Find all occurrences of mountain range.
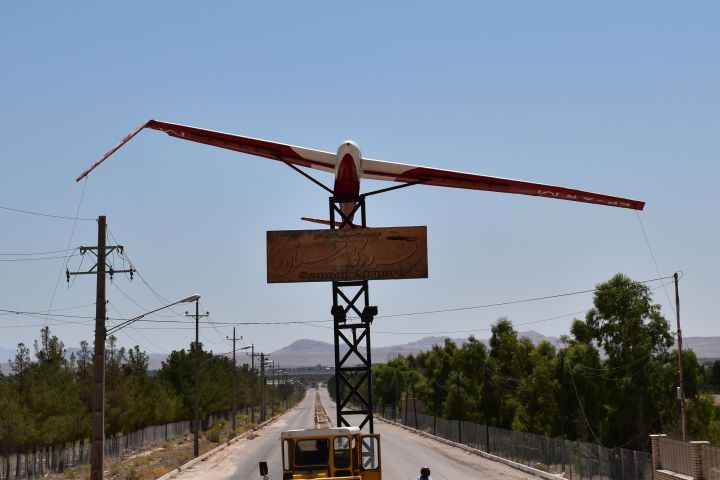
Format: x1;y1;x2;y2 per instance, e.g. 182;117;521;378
3;332;720;371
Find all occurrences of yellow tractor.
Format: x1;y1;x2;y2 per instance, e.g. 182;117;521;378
259;426;381;479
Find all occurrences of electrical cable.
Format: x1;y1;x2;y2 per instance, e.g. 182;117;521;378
0;204;95;221
372;274;672;320
107;302;170;354
44;178;89;327
636;213;676;316
106;230;186;319
566;359;607;448
0;248;77;256
0;253;81;262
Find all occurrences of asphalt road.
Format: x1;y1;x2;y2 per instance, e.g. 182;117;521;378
172;387;539;479
316;387;538;480
172;390;317;480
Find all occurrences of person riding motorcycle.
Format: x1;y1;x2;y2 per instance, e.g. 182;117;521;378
417;465;432;480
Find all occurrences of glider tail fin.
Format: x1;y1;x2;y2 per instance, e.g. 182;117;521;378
300;217;363;228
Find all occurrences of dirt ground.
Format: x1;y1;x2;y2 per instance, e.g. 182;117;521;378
47;416;256;480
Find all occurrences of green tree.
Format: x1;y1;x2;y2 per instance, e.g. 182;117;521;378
513;341;559;435
586;273;673;450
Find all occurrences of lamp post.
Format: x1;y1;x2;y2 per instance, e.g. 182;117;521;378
97;294;199;479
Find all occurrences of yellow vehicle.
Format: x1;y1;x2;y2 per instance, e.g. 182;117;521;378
261;426;381;480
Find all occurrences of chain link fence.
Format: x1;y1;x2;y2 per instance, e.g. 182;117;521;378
377;407;652;480
0;411;231;479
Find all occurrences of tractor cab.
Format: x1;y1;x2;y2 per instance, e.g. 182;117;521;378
263;426;381;480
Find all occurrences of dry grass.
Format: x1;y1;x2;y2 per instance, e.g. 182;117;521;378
48;415;255;480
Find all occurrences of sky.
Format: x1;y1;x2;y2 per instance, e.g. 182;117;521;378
1;2;718;362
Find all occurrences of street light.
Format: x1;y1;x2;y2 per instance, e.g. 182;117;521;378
91;294;199;480
106;294;200;336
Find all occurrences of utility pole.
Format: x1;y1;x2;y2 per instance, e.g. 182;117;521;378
230;328;238;431
66;216;133;480
284;371;288;410
248;344;256;423
260;353;266;422
186;301;208;458
675;272;688;441
484;363;490;453
404;381;409;425
412;381;418;429
273;362;278;417
456;371;462;444
260;352;270;422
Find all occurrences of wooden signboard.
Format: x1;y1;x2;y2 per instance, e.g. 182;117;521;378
267;226;428;283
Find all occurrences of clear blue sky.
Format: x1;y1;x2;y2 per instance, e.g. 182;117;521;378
1;2;718;360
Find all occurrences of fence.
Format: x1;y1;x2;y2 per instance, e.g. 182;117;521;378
658;436;692;476
377;407;652;480
0;411;232;480
701;443;720;480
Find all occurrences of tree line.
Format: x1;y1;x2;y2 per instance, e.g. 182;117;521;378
332;273;718;451
0;330;283;457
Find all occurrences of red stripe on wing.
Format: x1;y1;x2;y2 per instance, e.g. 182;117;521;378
362;163;644;211
76;120;336;182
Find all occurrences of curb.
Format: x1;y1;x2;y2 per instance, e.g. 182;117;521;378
155;409;294;480
375;416;564;480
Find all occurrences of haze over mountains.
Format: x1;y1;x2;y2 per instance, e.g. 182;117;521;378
4;332;720;371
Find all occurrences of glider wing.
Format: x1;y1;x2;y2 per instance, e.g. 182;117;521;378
362;157;645;210
76;120;337;182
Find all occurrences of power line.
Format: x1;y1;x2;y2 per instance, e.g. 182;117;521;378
45;178;89;328
0;253;81;262
106;229;186;319
566;359;607;448
373;274;673;320
0;277;677;332
636;212;676;316
0;204;95;221
107;302;169;354
0;248;77;256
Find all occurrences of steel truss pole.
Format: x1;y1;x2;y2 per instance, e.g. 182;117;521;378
329;195;377;433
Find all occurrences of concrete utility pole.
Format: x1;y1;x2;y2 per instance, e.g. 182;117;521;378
675;272;688;441
456;371;462;444
231;328;237;431
194;299;200;457
245;343;259;423
186;300;208;458
66;216;133;480
247;344;256;423
260;353;266;422
272;362;278;417
91;216;107;480
284;371;288;410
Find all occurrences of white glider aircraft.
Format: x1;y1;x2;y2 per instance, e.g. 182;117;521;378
76;120;645;220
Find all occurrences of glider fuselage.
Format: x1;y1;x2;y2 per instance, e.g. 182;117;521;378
333;141;363;220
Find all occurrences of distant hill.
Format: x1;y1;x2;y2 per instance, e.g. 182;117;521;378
269;330;563;367
3;333;719;372
683;337;720;360
0;348;166;374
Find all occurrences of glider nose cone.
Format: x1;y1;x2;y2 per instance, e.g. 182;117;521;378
337;140;361;160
